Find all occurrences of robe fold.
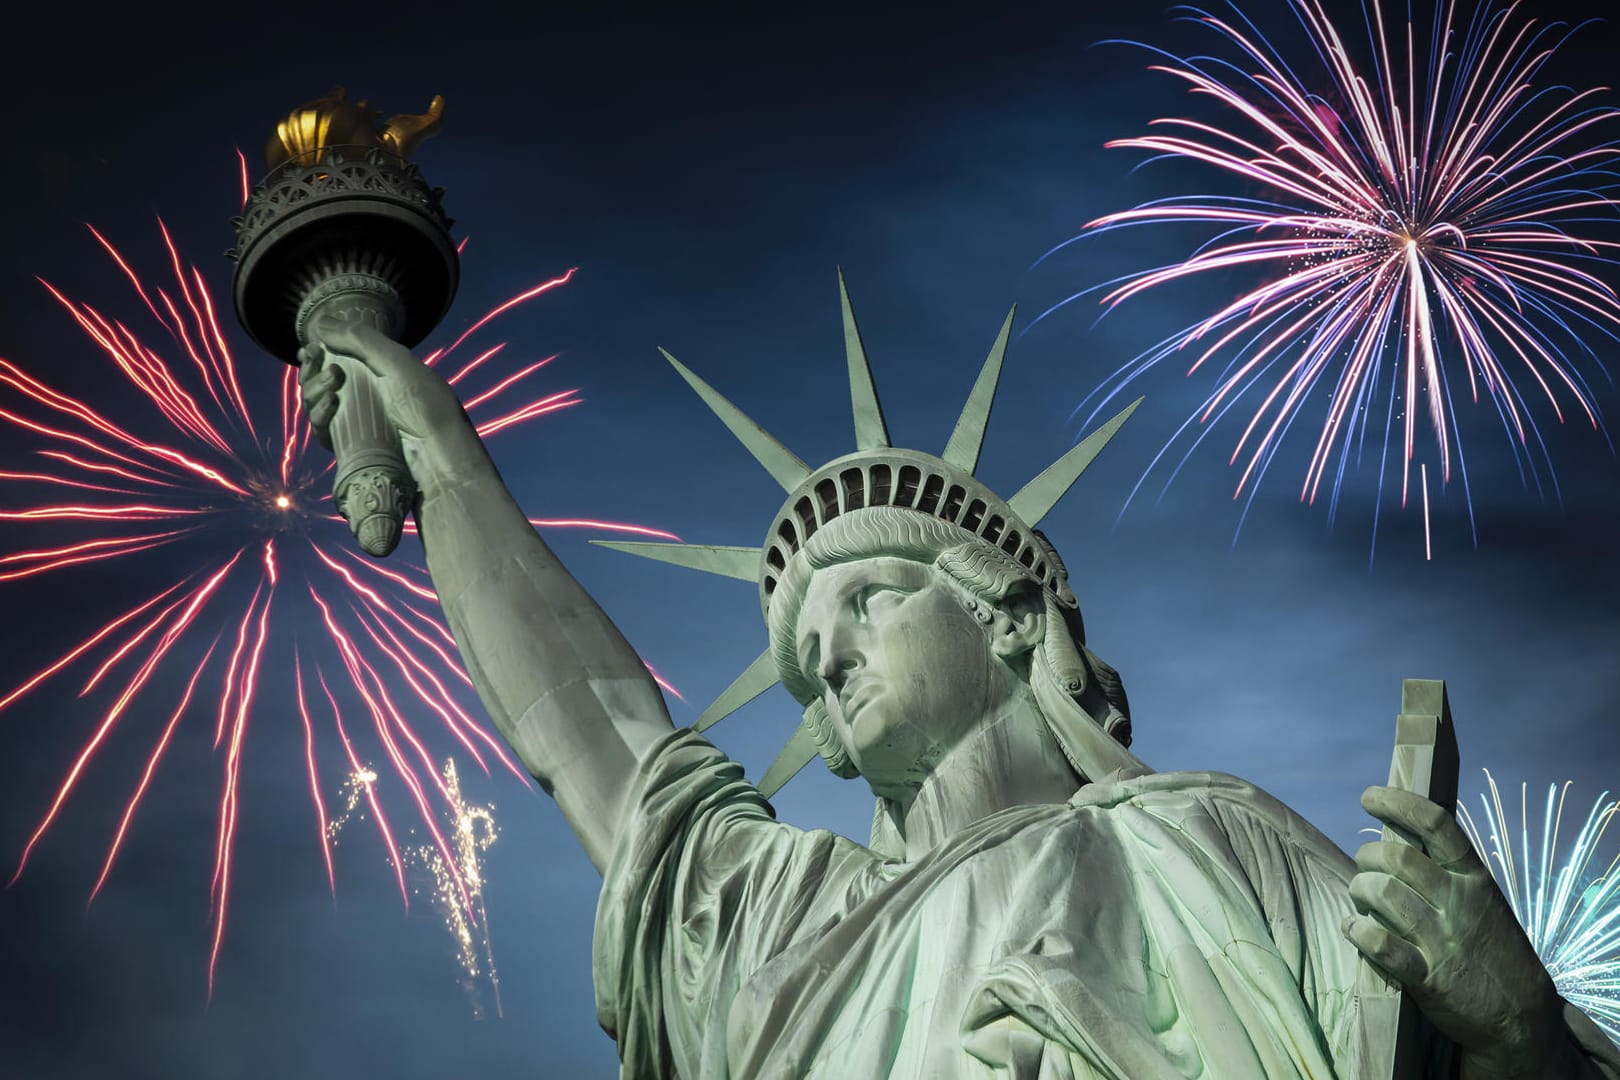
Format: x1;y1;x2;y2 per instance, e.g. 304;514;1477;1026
594;730;1620;1079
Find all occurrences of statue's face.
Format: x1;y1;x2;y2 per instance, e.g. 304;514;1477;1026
794;556;1019;798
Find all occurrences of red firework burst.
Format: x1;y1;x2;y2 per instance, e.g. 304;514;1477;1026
0;214;680;995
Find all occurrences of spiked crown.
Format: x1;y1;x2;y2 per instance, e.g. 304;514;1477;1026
596;271;1140;796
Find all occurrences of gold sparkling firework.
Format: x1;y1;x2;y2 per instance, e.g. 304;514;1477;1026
403;759;502;1019
326;765;380;845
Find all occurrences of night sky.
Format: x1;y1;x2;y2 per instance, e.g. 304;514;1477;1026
3;1;1619;1077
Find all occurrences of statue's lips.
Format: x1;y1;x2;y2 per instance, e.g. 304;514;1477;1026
841;682;880;721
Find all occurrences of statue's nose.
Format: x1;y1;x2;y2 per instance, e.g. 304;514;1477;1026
819;639;860;691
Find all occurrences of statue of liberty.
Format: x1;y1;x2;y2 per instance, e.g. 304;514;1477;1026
297;278;1619;1079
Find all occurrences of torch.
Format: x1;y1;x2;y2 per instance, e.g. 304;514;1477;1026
228;87;459;557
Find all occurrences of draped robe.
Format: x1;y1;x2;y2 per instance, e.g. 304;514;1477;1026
593;730;1620;1078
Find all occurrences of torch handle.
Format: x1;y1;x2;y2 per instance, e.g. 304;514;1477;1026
328;370;413;558
300;284;416;558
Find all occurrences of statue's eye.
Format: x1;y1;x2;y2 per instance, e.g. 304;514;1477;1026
855;585;909;621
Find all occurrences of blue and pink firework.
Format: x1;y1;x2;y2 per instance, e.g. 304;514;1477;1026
1049;0;1620;555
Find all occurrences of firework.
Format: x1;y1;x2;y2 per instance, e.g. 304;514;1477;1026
324;757;501;1017
1459;770;1620;1045
404;759;503;1020
1045;0;1620;555
0;217;680;995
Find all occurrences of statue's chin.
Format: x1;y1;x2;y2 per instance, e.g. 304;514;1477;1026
862;774;921;805
846;709;902;772
849;727;935;801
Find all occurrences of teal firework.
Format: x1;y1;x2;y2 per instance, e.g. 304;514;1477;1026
1459;770;1620;1046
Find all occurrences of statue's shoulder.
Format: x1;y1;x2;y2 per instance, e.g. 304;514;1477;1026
1069;767;1273;812
1069;769;1354;876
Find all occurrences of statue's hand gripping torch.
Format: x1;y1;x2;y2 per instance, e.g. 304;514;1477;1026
228;87;458;557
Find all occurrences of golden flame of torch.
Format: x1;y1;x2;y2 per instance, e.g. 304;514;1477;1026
265;86;445;169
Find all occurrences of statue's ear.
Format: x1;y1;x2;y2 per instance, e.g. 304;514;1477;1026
988;581;1045;661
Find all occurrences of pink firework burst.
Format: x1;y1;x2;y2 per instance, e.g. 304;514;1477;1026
1043;0;1620;557
0;215;681;995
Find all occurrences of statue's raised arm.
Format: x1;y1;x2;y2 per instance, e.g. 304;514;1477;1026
298;315;673;872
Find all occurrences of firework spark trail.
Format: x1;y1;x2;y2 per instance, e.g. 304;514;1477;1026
1459;770;1620;1045
89;635;223;904
208;548;276;995
1042;0;1620;555
0;215;683;996
312;547;526;772
8;558;241;887
294;655;336;897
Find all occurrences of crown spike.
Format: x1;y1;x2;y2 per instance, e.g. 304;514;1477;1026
589;541;761;581
693;648;779;732
758;722;820;798
1006;397;1144;527
942;305;1016;474
660;348;812;491
838;268;891;451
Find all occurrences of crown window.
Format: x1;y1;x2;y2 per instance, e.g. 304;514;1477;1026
792;497;816;540
916;473;945;514
894;465;921;508
816;479;840;523
841;468;866;511
868;464;892;507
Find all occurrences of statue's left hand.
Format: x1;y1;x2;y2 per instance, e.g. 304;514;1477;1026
1346;785;1574;1079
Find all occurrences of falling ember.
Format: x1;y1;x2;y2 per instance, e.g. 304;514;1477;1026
1048;0;1620;557
1459;771;1620;1047
0;209;683;996
1421;464;1431;562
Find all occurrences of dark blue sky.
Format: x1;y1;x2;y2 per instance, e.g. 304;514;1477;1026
2;1;1618;1076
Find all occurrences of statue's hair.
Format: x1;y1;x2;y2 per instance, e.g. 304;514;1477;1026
766;506;1132;780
